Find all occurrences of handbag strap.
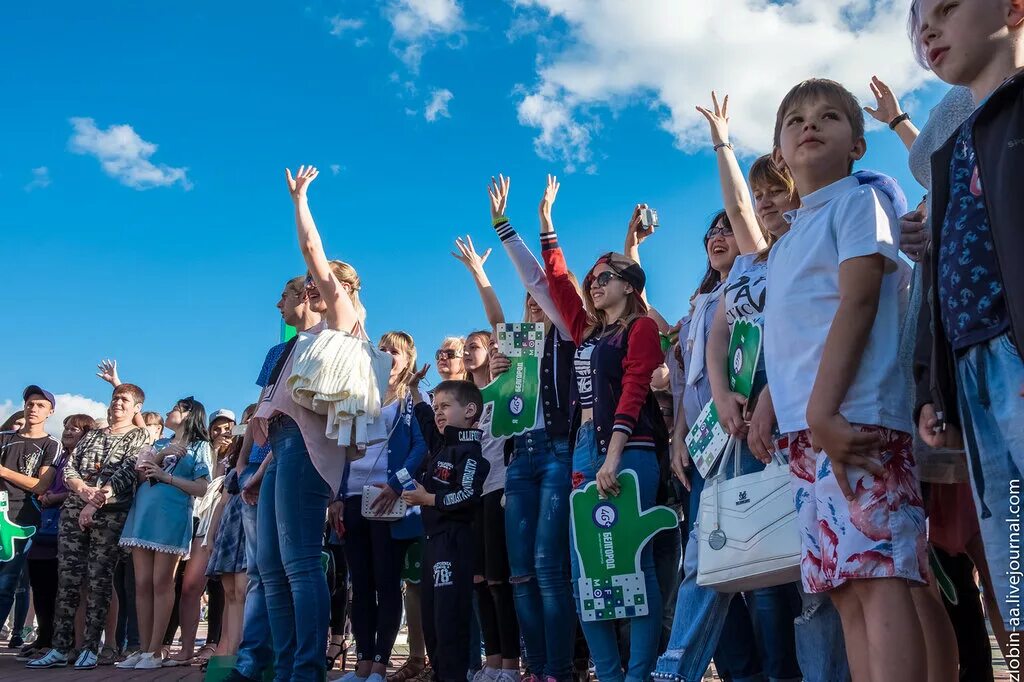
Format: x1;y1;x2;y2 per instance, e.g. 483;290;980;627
356;398;405;493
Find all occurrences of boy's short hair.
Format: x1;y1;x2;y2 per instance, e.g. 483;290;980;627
112;383;145;406
773;78;865;148
434;380;484;421
748;153;796;198
142;411;163;427
285;275;306;296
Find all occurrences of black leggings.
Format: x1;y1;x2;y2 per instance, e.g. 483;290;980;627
28;558;58;649
935;547;994;682
342;497;410;664
475;581;519;660
114;557;139;650
328;543;349;634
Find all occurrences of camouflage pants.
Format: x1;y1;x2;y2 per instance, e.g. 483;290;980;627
52;505;128;653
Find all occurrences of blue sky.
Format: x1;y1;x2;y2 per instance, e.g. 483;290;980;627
0;0;949;428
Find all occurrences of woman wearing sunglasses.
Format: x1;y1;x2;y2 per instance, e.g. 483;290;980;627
540;185;667;682
248;165;379;681
116;398;211;670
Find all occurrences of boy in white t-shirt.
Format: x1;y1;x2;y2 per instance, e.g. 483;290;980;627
764;79;928;682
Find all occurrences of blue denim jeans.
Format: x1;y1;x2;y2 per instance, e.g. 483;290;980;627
261;420;332;682
504;429;574;681
955;331;1024;632
570;422;662;682
655;444;806;682
0;538;31;629
793;588;850;682
235;462;274;680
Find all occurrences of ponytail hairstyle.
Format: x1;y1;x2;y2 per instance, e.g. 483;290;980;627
697;210;731;295
329;260;366;323
379;331;418;402
176;397;211;447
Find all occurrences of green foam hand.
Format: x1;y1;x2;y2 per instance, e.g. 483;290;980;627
727;319;763;399
570;470;677;621
0;493;35;563
480;323;544;439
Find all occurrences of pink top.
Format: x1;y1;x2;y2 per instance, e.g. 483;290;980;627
251;321;351;497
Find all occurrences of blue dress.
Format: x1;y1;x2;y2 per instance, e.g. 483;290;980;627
119;439;212;557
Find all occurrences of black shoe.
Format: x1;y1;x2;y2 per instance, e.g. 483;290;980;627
221;670;260;682
9;635;24;649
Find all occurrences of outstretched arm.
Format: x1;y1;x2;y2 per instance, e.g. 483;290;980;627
540;175;591;344
865;76;919;152
696;92;765;255
97;359;148;430
452;234;505;330
285;166;359;332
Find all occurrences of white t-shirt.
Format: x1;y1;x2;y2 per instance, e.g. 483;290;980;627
345;400;400;497
722;253;768;332
765;176;912;435
478;403;509;496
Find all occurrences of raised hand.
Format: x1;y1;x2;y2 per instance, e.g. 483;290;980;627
451;235;492;274
695;91;730;147
96;359;121;387
864;76;904;125
488;174;511;222
285;165;319;202
538;174;559;231
408;364;431;391
626;203;655;247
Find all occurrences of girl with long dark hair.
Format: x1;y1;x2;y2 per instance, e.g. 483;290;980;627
117;397;211;670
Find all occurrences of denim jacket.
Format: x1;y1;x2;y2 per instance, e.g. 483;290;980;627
340;394;428;540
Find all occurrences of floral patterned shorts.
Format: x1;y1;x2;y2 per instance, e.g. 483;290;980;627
783;426;928;593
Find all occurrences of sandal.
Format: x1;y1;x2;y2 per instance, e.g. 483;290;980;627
388;656;426;682
326;639;350;671
97;645;118;666
194;643;217;663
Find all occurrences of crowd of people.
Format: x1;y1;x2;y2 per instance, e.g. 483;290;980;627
1;1;1022;681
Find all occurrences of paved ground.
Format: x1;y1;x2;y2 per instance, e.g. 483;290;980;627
0;627;1014;681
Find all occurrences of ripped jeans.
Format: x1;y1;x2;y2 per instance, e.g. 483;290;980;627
504;429;574;681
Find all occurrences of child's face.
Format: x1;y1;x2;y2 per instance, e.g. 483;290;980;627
777;95;864;188
432;390;476;431
752;183;799;237
463;336;489;372
917;0;1020;87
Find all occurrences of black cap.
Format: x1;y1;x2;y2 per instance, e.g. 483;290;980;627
23;385;55;408
592;252;646;294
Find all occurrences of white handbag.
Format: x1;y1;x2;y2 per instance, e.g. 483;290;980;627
696;437;802;593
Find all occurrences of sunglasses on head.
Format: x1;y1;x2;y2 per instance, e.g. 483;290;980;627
436;349;459;360
592;270;623;288
304;274;316;289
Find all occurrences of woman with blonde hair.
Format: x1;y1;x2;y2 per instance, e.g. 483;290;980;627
247;165;386;681
329;331;428;682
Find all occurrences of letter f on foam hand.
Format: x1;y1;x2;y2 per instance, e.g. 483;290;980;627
570;470;676;621
0;494;34;562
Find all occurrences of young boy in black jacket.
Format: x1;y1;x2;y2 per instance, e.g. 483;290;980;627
403;380;489;682
912;0;1024;637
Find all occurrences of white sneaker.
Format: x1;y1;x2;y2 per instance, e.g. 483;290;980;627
339;673;368;682
75;649;98;670
495;671;521;682
26;649;69;669
134;653;164;670
115;651;147;669
472;668;499;682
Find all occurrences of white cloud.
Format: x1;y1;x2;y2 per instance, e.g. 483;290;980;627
384;0;466;72
329;15;364;36
424;88;453;122
68;117;192;190
514;0;935;169
0;393;109;438
24;166;51;191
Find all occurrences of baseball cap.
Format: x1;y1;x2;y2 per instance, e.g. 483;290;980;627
23;385;55;408
209;409;237;426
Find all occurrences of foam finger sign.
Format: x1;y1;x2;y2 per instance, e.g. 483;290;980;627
570;470;676;621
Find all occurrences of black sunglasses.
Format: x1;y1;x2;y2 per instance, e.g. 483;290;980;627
436;349;459;360
592;270;623;288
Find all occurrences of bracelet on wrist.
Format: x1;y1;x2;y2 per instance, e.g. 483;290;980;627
888;112;911;130
713;141;734;152
492;215;509;227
